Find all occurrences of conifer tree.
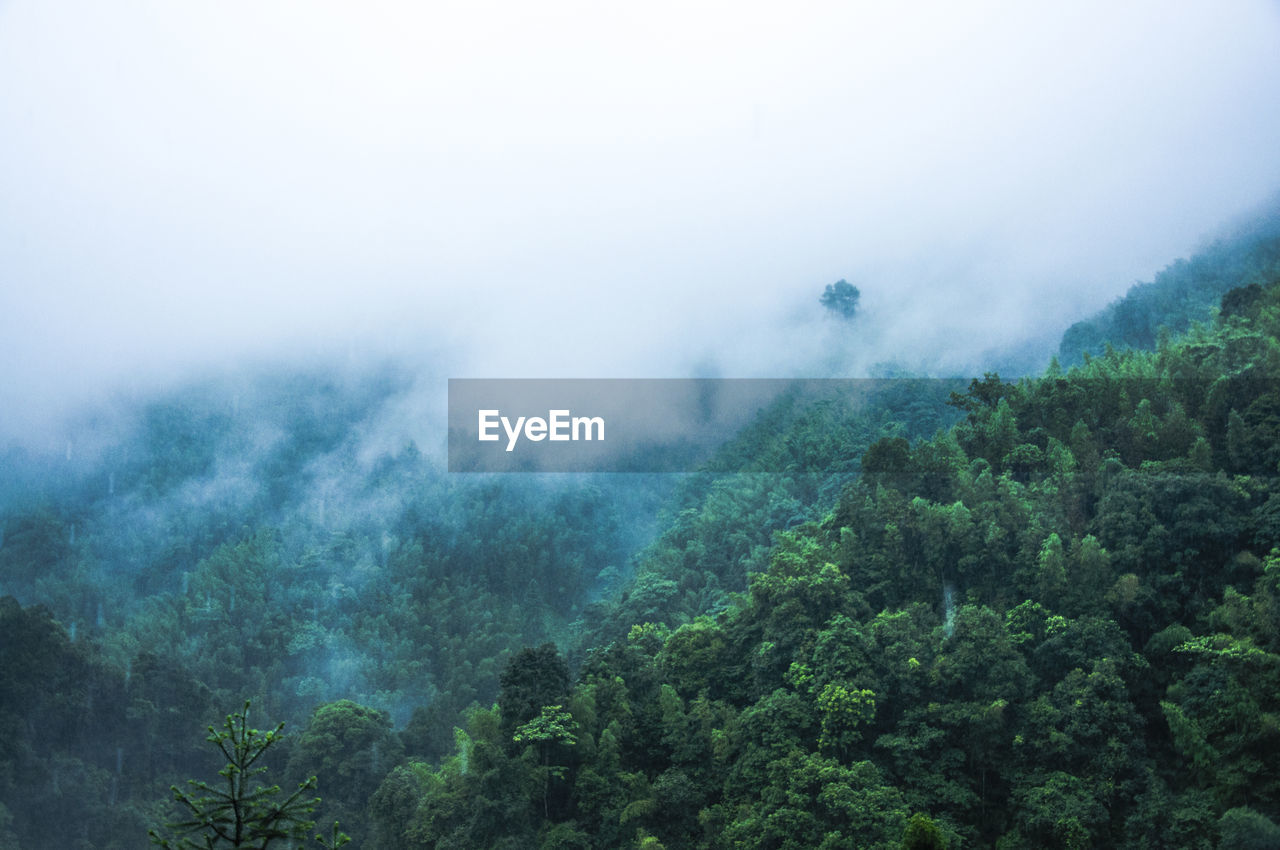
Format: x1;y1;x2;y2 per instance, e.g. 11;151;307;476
150;701;347;849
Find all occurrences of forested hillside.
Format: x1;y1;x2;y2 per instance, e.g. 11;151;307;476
1058;208;1280;365
4;219;1280;848
379;238;1280;848
0;369;668;847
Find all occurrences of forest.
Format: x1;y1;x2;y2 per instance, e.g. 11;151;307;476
4;213;1280;849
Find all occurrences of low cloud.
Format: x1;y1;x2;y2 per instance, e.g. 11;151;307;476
2;1;1279;443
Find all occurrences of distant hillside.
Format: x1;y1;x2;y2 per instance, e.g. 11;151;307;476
1059;203;1280;364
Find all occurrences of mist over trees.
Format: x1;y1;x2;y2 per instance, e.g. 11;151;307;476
3;212;1280;846
1058;209;1280;364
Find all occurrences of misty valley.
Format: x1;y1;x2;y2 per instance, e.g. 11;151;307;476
4;215;1280;850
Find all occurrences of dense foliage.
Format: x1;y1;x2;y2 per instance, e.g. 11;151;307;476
4;216;1280;847
378;267;1280;846
0;370;664;847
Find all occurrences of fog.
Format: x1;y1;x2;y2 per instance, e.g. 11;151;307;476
3;0;1280;442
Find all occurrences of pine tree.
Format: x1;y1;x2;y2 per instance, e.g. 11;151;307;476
149;701;348;849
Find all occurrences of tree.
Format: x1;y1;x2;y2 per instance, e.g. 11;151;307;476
724;750;907;848
287;700;402;848
367;763;431;850
513;704;579;820
1218;807;1280;849
1035;533;1067;604
821;279;861;319
499;644;571;741
816;683;876;760
902;813;948;849
149;701;347;850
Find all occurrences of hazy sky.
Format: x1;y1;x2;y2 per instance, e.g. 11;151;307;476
3;1;1280;440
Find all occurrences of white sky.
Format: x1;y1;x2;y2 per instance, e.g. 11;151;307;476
3;1;1280;438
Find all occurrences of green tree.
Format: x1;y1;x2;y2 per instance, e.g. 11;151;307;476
367;763;431;850
514;704;579;820
816;683;876;760
1218;807;1280;849
821;279;861;319
1035;533;1067;604
149;701;346;849
902;813;948;849
287;700;403;848
1008;771;1107;849
499;644;571;741
724;750;907;849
